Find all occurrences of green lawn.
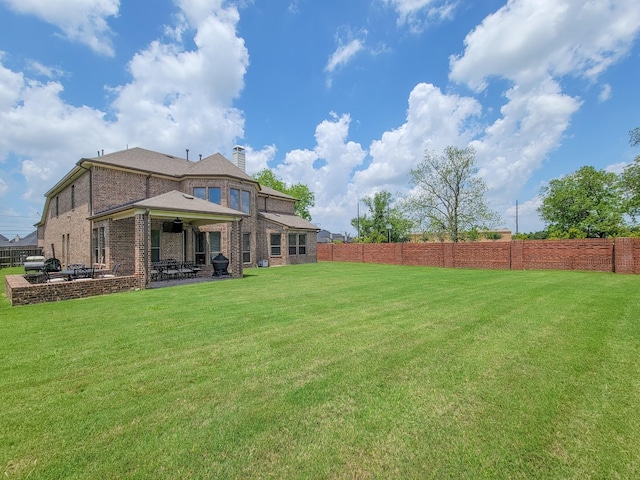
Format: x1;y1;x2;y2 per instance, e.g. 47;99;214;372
1;263;639;479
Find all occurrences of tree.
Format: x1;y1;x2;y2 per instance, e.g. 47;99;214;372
620;128;640;219
351;191;412;243
538;166;625;238
253;169;315;221
403;146;500;242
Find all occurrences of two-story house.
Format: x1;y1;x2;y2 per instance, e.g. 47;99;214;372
36;147;319;286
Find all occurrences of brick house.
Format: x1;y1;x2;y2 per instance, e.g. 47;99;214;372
36;147;319;285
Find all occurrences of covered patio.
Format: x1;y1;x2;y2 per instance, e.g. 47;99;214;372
91;190;248;287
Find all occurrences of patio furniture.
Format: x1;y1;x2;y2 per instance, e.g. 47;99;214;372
162;260;179;280
99;262;120;278
178;262;196;278
73;267;95;281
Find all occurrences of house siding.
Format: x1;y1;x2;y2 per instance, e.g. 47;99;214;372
41;171;92;267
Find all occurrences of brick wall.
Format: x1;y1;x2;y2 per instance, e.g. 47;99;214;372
5;274;143;306
318;238;640;274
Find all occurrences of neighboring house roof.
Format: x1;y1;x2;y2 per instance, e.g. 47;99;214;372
259;212;319;230
90;190;248;226
0;231;38;247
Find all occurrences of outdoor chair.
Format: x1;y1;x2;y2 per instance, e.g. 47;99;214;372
178;262;195;278
99;262;120;278
162;260;179;280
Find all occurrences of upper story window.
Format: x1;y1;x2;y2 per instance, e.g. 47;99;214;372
194;187;206;199
194;186;221;204
241;190;250;214
230;188;239;211
209;187;221;204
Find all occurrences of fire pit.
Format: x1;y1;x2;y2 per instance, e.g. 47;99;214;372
212;253;229;277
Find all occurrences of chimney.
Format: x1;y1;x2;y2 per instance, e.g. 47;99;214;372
232;145;246;171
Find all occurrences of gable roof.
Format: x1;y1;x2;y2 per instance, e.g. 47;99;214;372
259;212;319;231
81;147;256;183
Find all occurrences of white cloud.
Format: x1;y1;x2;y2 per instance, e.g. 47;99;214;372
606;161;627;174
356;83;481;189
0;0;120;56
450;0;640;90
324;28;368;87
472;78;582;195
265;113;367;232
108;1;248;154
0;1;249;205
244;144;277;175
325;39;364;74
383;0;457;32
598;83;612;102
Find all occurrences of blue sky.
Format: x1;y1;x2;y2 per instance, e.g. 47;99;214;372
1;0;639;238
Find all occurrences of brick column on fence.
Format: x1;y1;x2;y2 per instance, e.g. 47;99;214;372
614;237;640;274
444;242;454;269
511;240;524;270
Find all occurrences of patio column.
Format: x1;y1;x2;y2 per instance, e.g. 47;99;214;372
230;219;243;278
134;210;150;287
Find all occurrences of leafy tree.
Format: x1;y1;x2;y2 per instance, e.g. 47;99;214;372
620;128;640;219
253;169;315;221
403;146;500;242
538;166;625;238
351;191;412;243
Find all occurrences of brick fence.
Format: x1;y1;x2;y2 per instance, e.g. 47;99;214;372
318;238;640;274
5;274;143;306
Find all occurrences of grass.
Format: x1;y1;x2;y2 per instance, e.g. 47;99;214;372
1;262;640;479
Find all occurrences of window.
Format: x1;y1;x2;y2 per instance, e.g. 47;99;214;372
209;187;221;204
209;231;221;260
93;227;106;264
55;196;59;216
241;190;250;214
230;188;239;210
193;187;206;199
151;229;160;263
194;232;206;264
270;233;281;256
288;233;297;255
242;233;251;263
288;233;307;255
299;234;307;255
71;185;75;210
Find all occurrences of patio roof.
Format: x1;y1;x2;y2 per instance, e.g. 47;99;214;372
90;190;248;226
